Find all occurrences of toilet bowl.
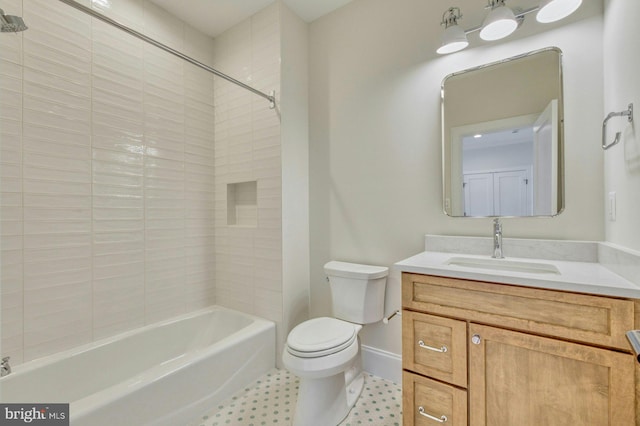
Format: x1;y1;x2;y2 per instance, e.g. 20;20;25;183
282;317;364;426
282;261;388;426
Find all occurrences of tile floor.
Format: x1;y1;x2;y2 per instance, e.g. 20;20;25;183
189;369;402;426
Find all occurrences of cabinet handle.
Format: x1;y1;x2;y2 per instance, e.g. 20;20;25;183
471;334;481;345
418;406;448;423
418;340;448;353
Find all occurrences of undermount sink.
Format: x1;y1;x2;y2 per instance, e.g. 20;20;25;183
444;256;561;275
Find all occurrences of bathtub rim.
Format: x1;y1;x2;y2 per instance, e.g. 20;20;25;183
1;305;274;382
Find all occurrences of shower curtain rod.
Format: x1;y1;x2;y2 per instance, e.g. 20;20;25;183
57;0;276;109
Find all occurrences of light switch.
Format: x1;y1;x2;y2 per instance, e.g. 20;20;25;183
608;191;616;222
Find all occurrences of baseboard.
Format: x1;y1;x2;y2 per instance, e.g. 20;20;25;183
361;344;402;385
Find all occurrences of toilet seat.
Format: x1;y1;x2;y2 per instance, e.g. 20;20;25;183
286;317;358;358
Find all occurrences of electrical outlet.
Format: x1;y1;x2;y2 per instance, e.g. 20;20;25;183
608;191;617;222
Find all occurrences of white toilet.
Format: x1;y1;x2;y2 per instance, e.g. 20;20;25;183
282;261;388;426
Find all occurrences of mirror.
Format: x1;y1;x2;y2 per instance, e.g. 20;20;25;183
442;47;564;217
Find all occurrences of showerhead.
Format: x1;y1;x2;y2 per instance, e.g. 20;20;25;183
0;8;27;33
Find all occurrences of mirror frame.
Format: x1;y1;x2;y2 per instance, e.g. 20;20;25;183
441;47;565;218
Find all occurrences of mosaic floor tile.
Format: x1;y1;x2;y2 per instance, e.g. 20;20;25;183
189;369;402;426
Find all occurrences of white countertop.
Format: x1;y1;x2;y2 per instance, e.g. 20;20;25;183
395;250;640;299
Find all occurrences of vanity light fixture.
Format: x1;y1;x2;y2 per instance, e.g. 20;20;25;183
436;7;469;55
536;0;583;23
437;0;582;54
479;0;519;41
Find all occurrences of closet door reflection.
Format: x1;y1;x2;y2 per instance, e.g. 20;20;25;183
463;170;529;217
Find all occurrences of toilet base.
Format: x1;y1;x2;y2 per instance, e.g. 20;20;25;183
292;367;364;426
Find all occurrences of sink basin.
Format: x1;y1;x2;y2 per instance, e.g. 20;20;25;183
444;256;560;275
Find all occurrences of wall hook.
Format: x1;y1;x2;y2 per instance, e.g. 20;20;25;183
602;103;633;150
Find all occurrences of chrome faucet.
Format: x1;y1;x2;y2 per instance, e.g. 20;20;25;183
492;218;504;259
1;356;10;377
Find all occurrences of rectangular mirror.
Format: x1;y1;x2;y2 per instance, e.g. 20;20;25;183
442;47;564;217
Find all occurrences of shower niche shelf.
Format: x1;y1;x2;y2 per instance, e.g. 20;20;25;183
227;181;258;227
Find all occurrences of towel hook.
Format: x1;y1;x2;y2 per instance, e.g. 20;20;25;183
602;103;633;150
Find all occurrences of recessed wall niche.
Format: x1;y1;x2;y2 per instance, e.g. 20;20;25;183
227;181;258;227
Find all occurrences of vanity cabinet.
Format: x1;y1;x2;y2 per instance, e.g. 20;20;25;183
402;272;637;426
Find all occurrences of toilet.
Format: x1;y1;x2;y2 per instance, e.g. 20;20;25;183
282;261;388;426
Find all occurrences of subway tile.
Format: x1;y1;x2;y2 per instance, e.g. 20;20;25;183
23;106;91;135
24;193;91;209
23;207;91;222
93;101;144;127
23;158;89;186
93;232;145;256
24;233;91;250
23;122;89;147
23;64;90;98
23;136;91;159
24;246;89;263
94;259;144;281
23;179;91;196
183;25;215;67
92;171;143;188
1;265;22;292
142;0;184;51
91;0;145;32
25;0;92;41
92;148;144;167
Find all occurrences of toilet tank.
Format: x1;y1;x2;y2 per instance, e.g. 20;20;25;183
324;261;388;324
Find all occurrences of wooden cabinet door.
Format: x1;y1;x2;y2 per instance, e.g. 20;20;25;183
468;323;635;426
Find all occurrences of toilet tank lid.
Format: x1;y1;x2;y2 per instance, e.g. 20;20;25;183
324;261;389;279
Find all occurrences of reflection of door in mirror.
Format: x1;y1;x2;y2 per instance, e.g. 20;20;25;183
533;100;559;216
463;169;530;216
452;113;536;216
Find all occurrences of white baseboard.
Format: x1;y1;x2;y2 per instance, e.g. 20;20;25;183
361;344;402;385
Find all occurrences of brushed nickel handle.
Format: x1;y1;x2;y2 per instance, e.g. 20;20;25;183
418;340;448;353
418;406;448;423
472;334;481;345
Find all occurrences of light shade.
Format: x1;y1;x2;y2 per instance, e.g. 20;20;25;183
536;0;582;23
479;4;518;41
437;24;469;55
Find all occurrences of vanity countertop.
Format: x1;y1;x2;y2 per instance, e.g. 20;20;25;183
396;250;640;299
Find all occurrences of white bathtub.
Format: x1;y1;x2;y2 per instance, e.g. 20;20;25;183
0;306;276;426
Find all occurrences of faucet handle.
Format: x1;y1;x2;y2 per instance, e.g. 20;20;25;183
2;356;9;363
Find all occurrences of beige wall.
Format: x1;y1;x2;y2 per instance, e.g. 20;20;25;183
309;0;604;361
603;0;640;252
280;3;310;352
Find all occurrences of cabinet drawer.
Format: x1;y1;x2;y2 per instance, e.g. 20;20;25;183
402;310;467;387
403;371;467;426
402;273;634;350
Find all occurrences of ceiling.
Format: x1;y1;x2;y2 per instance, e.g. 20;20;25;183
149;0;355;38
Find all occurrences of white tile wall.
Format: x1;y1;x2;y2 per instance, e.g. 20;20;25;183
0;0;217;364
22;0;93;361
0;0;25;364
212;2;283;345
91;15;145;339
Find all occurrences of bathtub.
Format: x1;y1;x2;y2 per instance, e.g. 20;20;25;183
0;306;276;426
